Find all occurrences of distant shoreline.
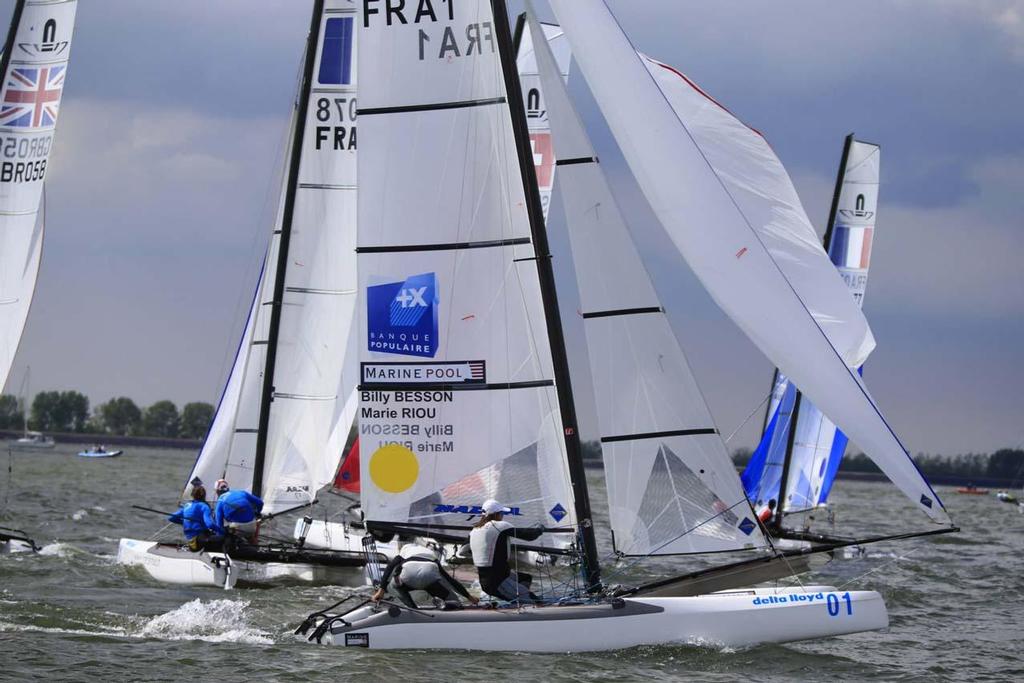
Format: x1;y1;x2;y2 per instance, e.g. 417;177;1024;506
0;429;201;451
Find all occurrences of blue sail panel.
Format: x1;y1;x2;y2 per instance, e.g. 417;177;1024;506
742;381;796;507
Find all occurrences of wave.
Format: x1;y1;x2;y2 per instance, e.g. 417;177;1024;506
136;599;273;645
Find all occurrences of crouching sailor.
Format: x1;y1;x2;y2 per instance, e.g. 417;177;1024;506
213;479;263;544
372;542;478;609
168;484;224;552
470;499;545;605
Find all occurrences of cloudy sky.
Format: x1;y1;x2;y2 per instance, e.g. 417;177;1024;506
8;0;1023;455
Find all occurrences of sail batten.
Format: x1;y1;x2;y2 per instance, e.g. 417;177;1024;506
550;1;949;525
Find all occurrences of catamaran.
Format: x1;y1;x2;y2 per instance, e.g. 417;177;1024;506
117;0;383;588
743;136;888;547
0;0;77;554
296;0;955;651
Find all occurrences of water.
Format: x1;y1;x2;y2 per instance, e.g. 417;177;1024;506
0;445;1021;681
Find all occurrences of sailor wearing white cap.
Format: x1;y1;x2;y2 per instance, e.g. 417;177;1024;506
468;499;545;604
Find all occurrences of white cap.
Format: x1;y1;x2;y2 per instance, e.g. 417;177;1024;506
481;499;511;515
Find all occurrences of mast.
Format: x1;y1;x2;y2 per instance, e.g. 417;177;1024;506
492;0;601;590
0;1;25;94
251;0;324;498
773;134;853;529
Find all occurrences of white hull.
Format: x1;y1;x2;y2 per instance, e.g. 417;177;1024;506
311;586;887;652
293;519;399;556
117;538;370;589
10;440;55;450
0;538;35;554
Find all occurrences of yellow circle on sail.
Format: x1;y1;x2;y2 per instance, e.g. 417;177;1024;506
369;444;419;493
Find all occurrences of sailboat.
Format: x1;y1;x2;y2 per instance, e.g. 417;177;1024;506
117;0;380;588
294;1;957;651
742;136;888;546
10;367;55;450
0;0;77;554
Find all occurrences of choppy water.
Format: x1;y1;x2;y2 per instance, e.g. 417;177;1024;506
0;445;1021;681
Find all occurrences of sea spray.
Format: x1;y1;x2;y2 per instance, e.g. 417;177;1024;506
137;599;273;644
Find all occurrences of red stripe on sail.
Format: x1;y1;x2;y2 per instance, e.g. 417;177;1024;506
333;437;360;493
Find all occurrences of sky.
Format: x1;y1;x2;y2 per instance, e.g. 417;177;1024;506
7;0;1023;456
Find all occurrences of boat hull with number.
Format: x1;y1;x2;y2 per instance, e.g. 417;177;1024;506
305;586;887;652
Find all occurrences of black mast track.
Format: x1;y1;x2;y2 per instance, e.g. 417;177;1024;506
0;1;26;94
511;11;526;54
251;0;325;498
492;0;602;590
769;133;854;530
822;133;855;252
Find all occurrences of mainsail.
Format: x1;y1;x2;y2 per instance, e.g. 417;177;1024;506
550;0;949;524
745;138;882;514
523;13;764;556
185;0;359;513
0;0;77;393
357;1;593;568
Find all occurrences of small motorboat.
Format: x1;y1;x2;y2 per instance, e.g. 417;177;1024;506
11;431;55;450
956;485;989;495
77;445;123;458
995;491;1019;504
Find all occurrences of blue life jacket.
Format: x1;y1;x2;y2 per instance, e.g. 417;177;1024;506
214;490;264;529
167;500;220;540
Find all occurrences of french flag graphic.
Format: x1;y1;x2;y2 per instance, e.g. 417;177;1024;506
829;225;874;270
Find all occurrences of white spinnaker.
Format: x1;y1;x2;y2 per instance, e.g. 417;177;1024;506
0;1;77;393
357;0;576;538
527;13;765;555
550;1;949;524
186;1;359;513
515;20;569;221
785;140;881;511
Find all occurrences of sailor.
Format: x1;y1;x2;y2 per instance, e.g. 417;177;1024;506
757;499;777;526
213;479;263;543
469;499;545;605
167;484;224;552
371;542;478;610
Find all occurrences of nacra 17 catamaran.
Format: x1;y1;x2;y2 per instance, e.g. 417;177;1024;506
0;0;77;554
296;0;955;652
117;0;389;588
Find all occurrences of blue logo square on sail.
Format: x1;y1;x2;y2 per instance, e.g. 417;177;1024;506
738;517;756;536
367;272;439;358
549;503;567;523
319;17;354;86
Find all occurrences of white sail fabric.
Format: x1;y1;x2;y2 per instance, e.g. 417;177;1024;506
357;1;576;538
186;1;359;513
526;12;765;555
0;0;77;393
551;1;949;524
785;140;881;511
515;20;570;221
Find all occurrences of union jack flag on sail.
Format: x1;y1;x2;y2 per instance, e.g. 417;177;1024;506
1;66;65;128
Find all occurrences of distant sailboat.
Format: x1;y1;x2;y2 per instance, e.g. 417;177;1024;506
11;367;55;449
117;0;378;588
742;136;896;543
0;0;77;553
295;1;956;651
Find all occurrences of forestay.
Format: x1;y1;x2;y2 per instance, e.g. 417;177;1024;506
525;12;764;556
186;0;359;513
551;1;949;524
357;0;576;541
0;0;77;393
746;139;882;513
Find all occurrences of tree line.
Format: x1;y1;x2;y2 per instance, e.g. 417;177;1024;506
0;392;215;439
731;447;1024;485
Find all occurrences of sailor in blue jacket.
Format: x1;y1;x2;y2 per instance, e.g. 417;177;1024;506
167;484;224;552
213;479;263;543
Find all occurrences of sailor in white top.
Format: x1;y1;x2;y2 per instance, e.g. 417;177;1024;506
372;542;477;609
469;499;545;604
